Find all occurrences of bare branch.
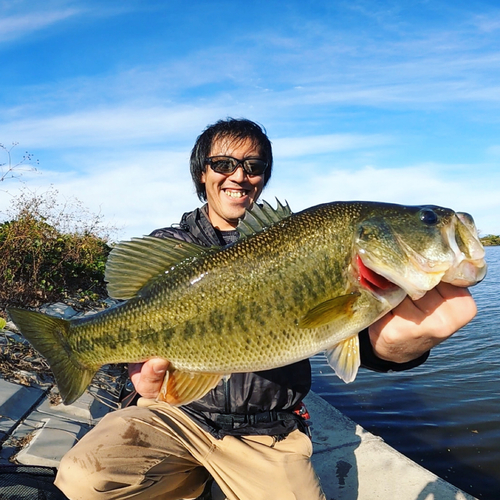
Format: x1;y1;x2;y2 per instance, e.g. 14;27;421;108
0;142;39;183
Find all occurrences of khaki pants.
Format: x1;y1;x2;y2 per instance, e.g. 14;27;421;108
55;399;326;500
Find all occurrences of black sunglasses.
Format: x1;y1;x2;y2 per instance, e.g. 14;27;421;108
205;156;268;176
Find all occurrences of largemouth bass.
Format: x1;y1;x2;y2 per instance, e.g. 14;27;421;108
8;200;487;406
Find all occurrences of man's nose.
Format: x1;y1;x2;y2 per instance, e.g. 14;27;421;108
228;164;248;181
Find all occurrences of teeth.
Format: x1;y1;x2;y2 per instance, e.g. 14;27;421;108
225;190;246;199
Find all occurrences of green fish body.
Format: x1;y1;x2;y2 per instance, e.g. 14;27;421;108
8;200;487;405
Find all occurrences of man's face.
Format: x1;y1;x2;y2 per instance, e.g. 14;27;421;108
201;137;266;230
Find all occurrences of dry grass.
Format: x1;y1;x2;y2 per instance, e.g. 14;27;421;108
0;332;54;387
0;328;128;408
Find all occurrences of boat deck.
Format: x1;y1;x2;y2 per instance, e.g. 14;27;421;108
0;361;477;499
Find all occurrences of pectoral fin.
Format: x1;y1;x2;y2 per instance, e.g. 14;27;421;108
298;293;360;329
326;335;361;384
157;366;225;406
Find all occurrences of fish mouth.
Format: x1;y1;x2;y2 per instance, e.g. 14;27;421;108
441;213;487;286
354;214;487;300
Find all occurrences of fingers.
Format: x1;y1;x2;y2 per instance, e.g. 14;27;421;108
433;282;477;326
411;283;476;333
368;284;477;363
129;358;170;399
412;282;472;311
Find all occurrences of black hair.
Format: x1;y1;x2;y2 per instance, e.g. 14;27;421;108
190;118;273;201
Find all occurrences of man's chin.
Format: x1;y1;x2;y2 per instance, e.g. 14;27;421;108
222;200;252;217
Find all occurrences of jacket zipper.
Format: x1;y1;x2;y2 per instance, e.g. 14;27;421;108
223;376;231;414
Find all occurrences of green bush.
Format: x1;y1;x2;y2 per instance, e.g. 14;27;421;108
0;187;113;312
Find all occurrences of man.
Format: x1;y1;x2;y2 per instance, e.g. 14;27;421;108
55;118;476;500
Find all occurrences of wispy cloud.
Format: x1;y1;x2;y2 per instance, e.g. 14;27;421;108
472;11;500;33
268;161;500;238
0;105;224;149
0;7;81;43
0;1;147;46
2;128;499;240
272;134;391;157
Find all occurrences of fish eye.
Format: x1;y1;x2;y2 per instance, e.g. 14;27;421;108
419;208;439;225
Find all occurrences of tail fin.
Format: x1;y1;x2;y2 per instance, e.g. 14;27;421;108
7;308;97;405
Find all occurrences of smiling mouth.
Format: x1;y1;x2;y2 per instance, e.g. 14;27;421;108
223;189;249;199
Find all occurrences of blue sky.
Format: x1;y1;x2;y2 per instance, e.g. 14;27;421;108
1;0;499;240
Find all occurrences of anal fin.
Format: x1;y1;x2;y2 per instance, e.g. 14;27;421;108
157;366;225;406
326;335;361;384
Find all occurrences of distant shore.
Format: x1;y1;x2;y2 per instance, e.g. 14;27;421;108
480;235;500;246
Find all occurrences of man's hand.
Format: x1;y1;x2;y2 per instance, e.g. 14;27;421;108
368;282;477;363
128;358;169;399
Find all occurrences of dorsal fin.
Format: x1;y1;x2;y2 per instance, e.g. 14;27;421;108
237;199;293;238
105;236;208;300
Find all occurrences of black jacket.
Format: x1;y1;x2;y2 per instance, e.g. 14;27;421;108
150;205;429;438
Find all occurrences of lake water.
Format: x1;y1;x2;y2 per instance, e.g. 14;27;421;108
311;245;500;500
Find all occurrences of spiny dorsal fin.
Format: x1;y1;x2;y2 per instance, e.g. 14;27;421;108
237;199;293;239
105;236;208;300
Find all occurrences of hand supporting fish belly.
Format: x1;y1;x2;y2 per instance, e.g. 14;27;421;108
8;200;487;405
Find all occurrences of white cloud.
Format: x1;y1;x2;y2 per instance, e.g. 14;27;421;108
272;134;391;158
0;8;81;43
267;162;500;238
0;105;227;149
472;12;500;33
2;137;499;246
486;145;500;156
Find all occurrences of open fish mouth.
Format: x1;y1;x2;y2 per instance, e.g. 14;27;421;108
354;254;409;312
